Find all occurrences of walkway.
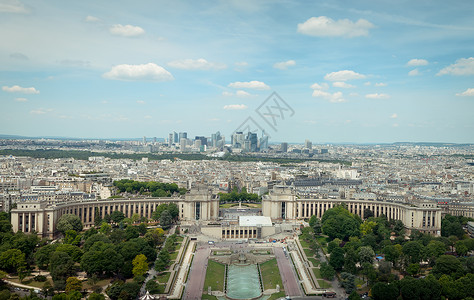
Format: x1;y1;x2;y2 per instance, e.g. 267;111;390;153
182;244;210;300
274;247;302;297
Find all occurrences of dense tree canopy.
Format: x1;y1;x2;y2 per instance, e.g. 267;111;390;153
321;205;362;240
56;214;83;235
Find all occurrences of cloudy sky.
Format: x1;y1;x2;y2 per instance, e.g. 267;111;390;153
1;0;474;143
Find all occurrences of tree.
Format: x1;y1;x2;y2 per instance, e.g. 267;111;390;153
383;245;401;267
309;215;322;234
159;210;173;229
145;280;162;294
371;282;399;300
88;293;105;300
322;206;361;240
320;262;335;280
56;244;83;262
0;249;25;273
132;254;148;277
168;203;179;220
433;255;462;278
341;272;356;294
360;221;377;236
111;211;125;224
402;241;424;265
99;222;111;235
358;246;375;265
65;277;82;293
50;252;75;287
56;214;83;235
455;240;468;256
426;240;447;264
94;209;102;227
407;263;420;276
152;204;168;221
363;208;374;219
35;244;57;269
329;247;345;271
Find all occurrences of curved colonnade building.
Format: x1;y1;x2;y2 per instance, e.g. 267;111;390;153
11;186;442;238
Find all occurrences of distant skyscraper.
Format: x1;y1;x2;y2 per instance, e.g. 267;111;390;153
143;136;146;144
281;142;288;152
305;139;312;149
245;132;258;152
232;131;244;148
173;132;178;144
153;137;157;143
179;132;187;141
168;133;173;146
259;130;269;151
180;138;187;151
195;136;207;146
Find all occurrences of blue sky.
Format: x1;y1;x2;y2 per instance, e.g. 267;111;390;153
1;0;473;143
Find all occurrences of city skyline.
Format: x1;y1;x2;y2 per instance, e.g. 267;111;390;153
1;0;474;143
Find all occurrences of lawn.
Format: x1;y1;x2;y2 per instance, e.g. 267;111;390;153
156;272;171;284
312;268;322;279
176;235;184;243
304;248;315;258
299;239;310;248
316;236;328;244
203;260;226;292
308;257;319;267
201;294;218;300
318;279;332;289
260;259;284;291
170;250;179;261
268;291;286;300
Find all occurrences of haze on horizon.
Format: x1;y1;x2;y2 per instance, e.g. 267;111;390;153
1;0;474;143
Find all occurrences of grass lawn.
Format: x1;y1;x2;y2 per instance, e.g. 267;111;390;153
316;236;328;244
156;272;171;284
268;291;286;300
318;280;331;289
170;251;179;261
308;257;319;267
176;235;184;243
312;268;322;279
304;248;315;258
201;294;218;300
9;277;49;289
299;239;310;248
203;260;226;292
260;259;284;291
83;278;112;290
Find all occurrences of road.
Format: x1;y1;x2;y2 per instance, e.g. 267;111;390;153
182;244;210;300
274;247;303;297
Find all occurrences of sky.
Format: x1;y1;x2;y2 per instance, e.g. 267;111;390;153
1;0;474;143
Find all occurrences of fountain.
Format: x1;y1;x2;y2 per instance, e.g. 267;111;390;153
226;263;262;300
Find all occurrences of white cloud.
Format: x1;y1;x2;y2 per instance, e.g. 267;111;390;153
273;60;296;70
103;63;174;81
235;62;248;67
364;82;371;86
167;58;226;70
407;59;429;66
228;81;270;90
297;16;374;38
437;57;474;76
310;82;329;90
408;69;420;76
392;123;399;127
85;15;100;22
30;108;51;115
365;93;390;99
390;113;398;119
222;90;253;97
375;82;387;87
110;24;145;37
332;81;355;88
324;70;366;81
2;85;39;94
223;104;248;110
144;115;152;119
312;90;346;103
15;97;27;102
0;0;29;13
236;90;251;97
456;88;474;97
136;100;145;104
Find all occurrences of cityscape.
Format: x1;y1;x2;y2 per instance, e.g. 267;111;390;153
1;1;474;300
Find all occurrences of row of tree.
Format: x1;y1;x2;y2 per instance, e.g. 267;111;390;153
218;187;260;203
113;180;186;197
